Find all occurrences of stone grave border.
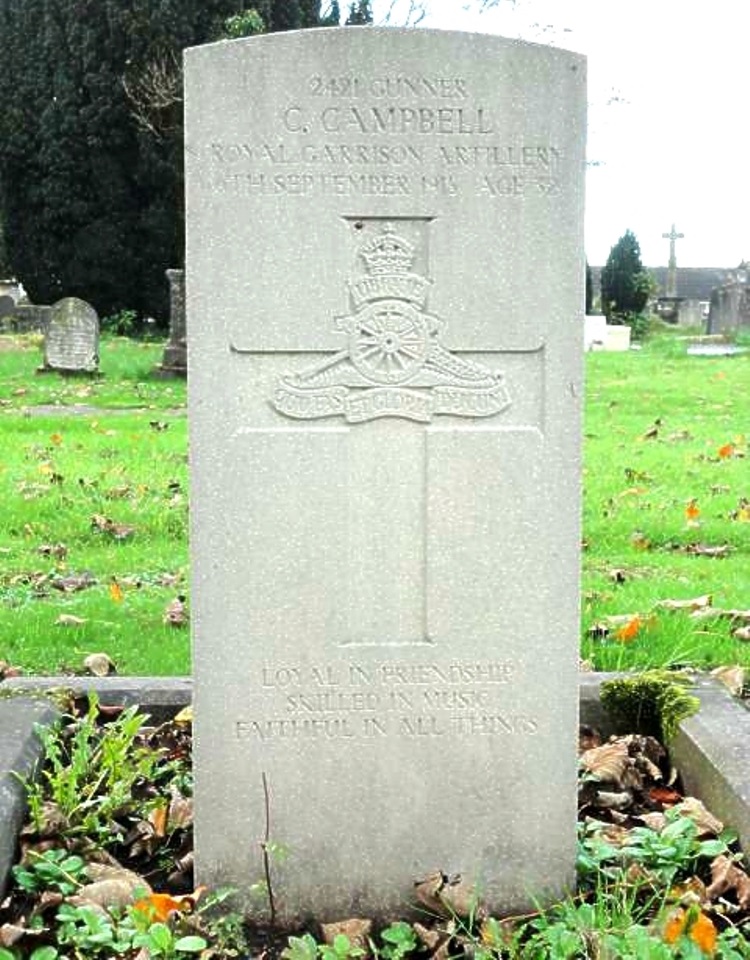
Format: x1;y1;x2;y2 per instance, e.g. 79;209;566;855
1;674;747;900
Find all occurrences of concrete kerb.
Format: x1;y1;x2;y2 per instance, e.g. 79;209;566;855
0;674;748;900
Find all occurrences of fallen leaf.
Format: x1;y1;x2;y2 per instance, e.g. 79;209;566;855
691;607;750;623
639;811;668;832
50;433;63;446
51;572;97;593
69;864;150;911
413;923;441;951
0;923;27;947
0;660;23;680
109;580;124;603
595;790;632;811
37;542;68;560
677;798;723;838
104;484;132;500
689;911;718;955
132;890;200;923
83;652;117;677
658;595;712;612
685;499;700;524
647;786;682;807
580;740;629;784
706;855;750;909
91;514;136;540
616;615;643;643
718;442;735;459
683;543;730;558
630;530;651;551
414;871;480;919
320;919;372;952
173;705;193;725
711;665;745;696
55;614;87;627
163;596;188;627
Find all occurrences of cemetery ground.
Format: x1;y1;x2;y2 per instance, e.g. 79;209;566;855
1;330;750;956
0;331;749;677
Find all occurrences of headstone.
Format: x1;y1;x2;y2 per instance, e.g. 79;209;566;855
187;28;585;921
584;314;607;350
41;297;99;373
0;295;14;319
12;303;53;335
155;269;187;377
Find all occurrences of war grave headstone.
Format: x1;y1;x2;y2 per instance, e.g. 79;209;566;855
186;28;586;921
155;268;187;377
40;297;99;373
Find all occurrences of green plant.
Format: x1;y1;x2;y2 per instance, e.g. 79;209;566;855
378;921;418;960
223;8;266;37
579;811;735;888
11;848;87;896
283;934;365;960
600;671;700;742
282;933;320;960
600;229;652;320
25;693;169;844
100;309;138;337
131;920;206;957
319;934;365;960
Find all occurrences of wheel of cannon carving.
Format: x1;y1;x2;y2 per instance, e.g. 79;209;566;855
349;300;429;385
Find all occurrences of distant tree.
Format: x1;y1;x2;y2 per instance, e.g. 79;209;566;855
321;0;341;24
600;229;651;323
345;1;373;24
0;0;332;323
585;261;593;314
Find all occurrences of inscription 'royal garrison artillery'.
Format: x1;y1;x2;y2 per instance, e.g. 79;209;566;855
272;222;511;423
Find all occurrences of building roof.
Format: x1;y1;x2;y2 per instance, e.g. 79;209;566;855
592;266;732;302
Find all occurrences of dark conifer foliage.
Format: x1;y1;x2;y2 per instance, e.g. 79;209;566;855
0;0;329;320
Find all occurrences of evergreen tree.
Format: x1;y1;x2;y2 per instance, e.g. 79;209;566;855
600;229;651;322
0;0;329;322
345;1;372;24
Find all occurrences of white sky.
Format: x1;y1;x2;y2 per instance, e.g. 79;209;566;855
372;0;750;268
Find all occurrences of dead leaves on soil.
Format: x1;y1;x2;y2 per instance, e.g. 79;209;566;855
1;705;197;955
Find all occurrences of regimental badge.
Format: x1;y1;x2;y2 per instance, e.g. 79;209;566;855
272;222;511;424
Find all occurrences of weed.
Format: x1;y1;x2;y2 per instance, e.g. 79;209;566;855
25;693;177;845
11;848;87;896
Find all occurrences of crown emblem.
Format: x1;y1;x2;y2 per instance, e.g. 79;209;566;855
348;223;430;310
359;223;415;276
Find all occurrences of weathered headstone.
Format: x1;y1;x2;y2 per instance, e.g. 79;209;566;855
0;295;14;320
41;297;99;373
155;269;187;377
187;28;586;921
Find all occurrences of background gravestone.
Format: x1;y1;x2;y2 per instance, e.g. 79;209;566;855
187;28;586;921
154;268;187;377
0;296;14;331
41;297;99;373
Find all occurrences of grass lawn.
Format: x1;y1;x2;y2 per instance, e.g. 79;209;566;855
0;330;748;676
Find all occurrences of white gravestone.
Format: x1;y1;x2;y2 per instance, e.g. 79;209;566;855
42;297;99;373
186;28;586;921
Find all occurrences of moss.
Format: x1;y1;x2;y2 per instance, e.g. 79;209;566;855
600;670;700;743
